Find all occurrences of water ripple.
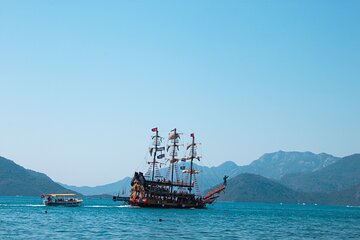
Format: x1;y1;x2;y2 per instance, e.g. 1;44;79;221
0;197;360;239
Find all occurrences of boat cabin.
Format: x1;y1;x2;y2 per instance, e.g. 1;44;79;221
42;194;82;207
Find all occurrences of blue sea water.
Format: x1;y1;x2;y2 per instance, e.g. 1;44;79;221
0;197;360;239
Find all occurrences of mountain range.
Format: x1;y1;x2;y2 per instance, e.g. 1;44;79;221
0;156;76;196
1;151;360;206
62;151;342;196
60;177;131;196
220;153;360;205
280;154;360;192
233;151;340;180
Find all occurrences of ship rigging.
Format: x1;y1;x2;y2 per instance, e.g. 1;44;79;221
113;128;226;208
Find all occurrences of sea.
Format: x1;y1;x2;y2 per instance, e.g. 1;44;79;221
0;196;359;239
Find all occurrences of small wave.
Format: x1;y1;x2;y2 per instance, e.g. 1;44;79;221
84;205;128;208
0;204;45;207
344;205;360;208
84;205;136;208
84;205;114;208
117;205;137;208
25;204;45;207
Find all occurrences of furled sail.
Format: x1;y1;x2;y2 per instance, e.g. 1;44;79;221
157;154;165;159
168;129;180;140
182;169;200;174
157;146;165;151
149;146;166;156
166;158;180;163
182;156;202;161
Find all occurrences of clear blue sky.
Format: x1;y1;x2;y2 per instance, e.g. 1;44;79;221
0;1;359;186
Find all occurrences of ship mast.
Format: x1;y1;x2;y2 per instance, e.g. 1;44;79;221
166;128;180;193
148;127;164;181
183;132;201;194
189;133;195;193
151;128;159;181
171;128;177;189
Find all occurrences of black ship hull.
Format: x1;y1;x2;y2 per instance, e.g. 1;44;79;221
113;195;208;208
129;197;206;209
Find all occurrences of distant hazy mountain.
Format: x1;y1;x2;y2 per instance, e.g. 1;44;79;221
281;154;360;193
0;156;76;196
234;151;340;180
60;177;131;196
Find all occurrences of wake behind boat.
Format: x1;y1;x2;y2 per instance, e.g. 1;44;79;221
113;128;227;208
41;194;82;207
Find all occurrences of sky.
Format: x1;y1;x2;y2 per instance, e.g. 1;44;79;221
0;0;359;186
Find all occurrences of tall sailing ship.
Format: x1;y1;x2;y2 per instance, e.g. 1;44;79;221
113;128;227;208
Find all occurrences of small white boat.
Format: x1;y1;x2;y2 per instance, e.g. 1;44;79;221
41;194;82;207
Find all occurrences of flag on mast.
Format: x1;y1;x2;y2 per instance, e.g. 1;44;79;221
152;127;158;132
